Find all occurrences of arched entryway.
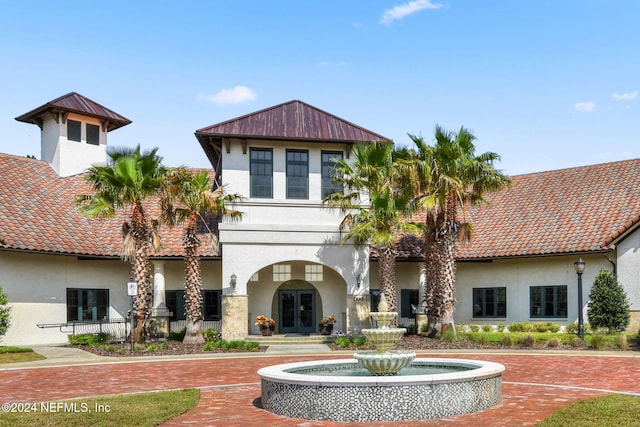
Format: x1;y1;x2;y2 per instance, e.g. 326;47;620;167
277;280;321;334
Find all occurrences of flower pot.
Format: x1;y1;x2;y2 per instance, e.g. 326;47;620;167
261;328;274;336
319;323;333;335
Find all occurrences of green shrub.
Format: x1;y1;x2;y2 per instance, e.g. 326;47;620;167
497;323;506;332
68;333;111;346
570;337;584;347
482;325;492;332
351;336;367;347
134;344;145;351
0;286;11;341
404;324;418;335
565;323;578;334
441;328;457;342
146;344;158;353
519;334;535;347
588;269;630;332
546;338;562;348
334;336;351;348
500;335;513;347
590;332;606;350
533;322;560;333
203;340;221;351
101;344;115;352
615;334;627;350
469;325;480;332
243;341;260;351
203;329;220;342
509;322;533;332
168;328;186;341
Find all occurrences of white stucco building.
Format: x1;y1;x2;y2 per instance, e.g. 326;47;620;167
1;93;639;345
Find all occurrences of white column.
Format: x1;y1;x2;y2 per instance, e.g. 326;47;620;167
152;260;167;310
416;264;427;333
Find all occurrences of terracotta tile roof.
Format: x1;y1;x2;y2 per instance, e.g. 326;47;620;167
394;159;640;260
2;152;639;261
454;158;640;259
15;92;131;132
0;153;217;259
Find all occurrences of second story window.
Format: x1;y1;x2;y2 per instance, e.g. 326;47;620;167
250;148;273;198
321;151;343;198
67;120;81;142
287;149;308;199
86;124;100;145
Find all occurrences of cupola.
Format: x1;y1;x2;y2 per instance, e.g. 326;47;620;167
15;92;131;177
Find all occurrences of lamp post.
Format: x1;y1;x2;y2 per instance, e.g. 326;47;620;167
574;257;586;339
126;278;138;352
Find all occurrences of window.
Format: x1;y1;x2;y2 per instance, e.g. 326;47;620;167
305;264;323;282
273;264;291;282
400;289;419;318
86;123;100;145
66;289;109;322
166;290;221;321
67;120;81;142
370;290;381;312
530;286;567;318
321;151;343;198
286;150;309;199
250;148;273;198
473;287;506;318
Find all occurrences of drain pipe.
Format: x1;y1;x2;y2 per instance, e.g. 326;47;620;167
604;250;617;276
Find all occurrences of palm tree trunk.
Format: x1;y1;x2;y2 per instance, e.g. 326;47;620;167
377;245;398;325
182;222;204;345
423;212;458;338
131;204;152;344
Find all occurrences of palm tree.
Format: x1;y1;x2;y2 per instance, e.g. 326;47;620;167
163;169;242;344
76;146;166;343
324;141;417;316
404;126;510;337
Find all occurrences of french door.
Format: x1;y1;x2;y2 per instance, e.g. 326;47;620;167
279;290;315;334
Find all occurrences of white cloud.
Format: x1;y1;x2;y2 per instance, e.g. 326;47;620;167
612;91;638;101
198;86;257;105
574;102;595;113
380;0;443;26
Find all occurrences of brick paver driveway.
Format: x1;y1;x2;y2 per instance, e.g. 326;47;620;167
1;351;639;426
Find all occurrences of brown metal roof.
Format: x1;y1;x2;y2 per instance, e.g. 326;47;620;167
15;92;131;131
196;100;391;168
196;100;390;142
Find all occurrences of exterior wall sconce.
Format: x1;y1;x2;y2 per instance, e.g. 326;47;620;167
356;274;362;289
230;273;237;287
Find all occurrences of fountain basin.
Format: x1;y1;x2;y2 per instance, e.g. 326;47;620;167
258;358;505;422
353;350;416;375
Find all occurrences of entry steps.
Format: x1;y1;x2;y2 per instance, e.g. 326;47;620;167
245;334;335;346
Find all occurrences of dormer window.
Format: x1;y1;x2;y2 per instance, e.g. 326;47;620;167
86;123;100;145
67;120;101;145
67;120;82;142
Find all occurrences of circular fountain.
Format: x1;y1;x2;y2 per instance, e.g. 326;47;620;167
258;294;505;422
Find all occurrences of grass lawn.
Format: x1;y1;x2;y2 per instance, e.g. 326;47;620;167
0;346;45;364
0;389;199;427
539;394;640;426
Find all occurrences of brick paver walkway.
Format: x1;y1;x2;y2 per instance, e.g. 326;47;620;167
1;351;639;426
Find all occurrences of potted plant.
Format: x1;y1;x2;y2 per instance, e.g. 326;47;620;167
319;314;336;335
255;315;275;336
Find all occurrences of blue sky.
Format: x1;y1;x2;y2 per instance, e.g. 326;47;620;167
0;0;638;176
